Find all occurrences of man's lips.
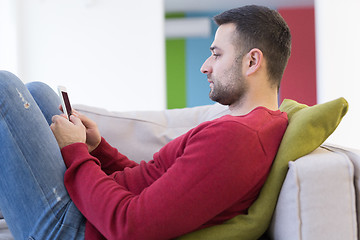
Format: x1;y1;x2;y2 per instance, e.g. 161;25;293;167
208;80;214;89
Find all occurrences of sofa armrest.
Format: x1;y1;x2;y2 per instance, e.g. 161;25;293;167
268;146;357;240
324;144;360;240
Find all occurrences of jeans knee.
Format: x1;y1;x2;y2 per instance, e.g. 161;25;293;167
0;70;16;78
26;81;53;94
26;81;60;110
0;71;22;89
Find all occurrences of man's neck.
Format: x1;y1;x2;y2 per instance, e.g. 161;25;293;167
228;93;279;116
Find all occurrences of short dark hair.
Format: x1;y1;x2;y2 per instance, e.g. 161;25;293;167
214;5;292;89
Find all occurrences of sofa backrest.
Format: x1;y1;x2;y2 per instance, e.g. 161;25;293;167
74;103;230;162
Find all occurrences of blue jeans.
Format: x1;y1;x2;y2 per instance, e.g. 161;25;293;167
0;71;86;239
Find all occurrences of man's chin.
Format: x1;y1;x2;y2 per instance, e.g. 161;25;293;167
210;95;226;106
210;95;234;106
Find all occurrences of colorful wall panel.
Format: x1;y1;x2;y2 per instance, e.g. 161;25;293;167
166;12;220;109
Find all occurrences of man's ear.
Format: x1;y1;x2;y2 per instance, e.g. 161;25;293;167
244;48;263;76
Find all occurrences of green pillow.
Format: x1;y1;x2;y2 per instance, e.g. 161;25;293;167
177;97;348;240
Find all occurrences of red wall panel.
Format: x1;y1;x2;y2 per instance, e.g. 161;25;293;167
278;7;317;106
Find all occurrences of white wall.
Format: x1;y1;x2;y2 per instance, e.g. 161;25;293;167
1;0;165;111
315;0;360;149
0;0;18;73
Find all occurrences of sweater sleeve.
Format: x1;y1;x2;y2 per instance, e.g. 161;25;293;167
62;121;273;240
90;137;138;175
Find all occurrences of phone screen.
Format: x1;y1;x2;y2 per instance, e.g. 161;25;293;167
61;91;72;119
58;86;72;120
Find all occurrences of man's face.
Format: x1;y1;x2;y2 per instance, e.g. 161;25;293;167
200;23;248;106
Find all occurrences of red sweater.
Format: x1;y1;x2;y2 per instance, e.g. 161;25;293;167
61;107;288;240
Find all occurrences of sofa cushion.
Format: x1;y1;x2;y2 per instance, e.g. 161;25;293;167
0;219;13;240
268;146;357;240
176;97;348;240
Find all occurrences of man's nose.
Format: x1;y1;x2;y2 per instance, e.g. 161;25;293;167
200;57;212;74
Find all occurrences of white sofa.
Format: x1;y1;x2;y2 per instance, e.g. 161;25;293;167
0;102;359;240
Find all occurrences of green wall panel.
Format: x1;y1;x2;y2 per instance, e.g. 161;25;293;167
166;13;186;109
166;38;186;109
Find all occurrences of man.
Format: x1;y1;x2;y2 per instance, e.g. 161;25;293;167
0;5;291;240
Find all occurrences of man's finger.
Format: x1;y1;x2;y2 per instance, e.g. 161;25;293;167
70;115;83;126
73;111;94;127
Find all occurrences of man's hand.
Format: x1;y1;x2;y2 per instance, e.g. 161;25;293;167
50;114;86;149
58;105;102;152
73;110;101;152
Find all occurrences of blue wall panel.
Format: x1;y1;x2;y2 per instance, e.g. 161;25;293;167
185;12;220;107
186;38;213;107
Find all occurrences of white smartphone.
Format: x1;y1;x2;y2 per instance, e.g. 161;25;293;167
57;86;72;120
